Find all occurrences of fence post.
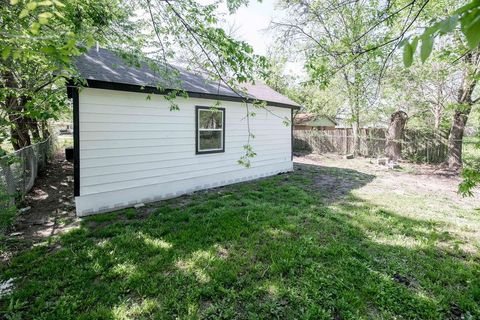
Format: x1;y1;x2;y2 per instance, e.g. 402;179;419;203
0;158;16;207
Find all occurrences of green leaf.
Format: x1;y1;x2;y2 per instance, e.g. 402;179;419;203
59;54;70;63
420;36;434;63
10;0;19;5
26;2;37;10
463;14;480;48
19;8;30;18
38;16;49;24
1;46;12;60
52;0;65;7
423;24;439;37
38;11;53;18
403;42;413;67
38;11;53;24
454;0;480;15
439;15;459;34
40;46;56;54
30;22;41;34
53;11;64;19
85;34;95;47
411;37;419;53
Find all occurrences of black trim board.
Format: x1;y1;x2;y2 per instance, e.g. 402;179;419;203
291;109;300;161
291;109;293;161
84;79;301;110
195;106;226;155
68;85;80;197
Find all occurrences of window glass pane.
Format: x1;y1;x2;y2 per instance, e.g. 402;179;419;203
199;131;222;150
199;110;223;129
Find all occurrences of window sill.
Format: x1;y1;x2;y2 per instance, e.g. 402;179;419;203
196;149;225;155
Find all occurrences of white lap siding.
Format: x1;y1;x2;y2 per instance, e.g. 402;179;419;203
75;88;293;216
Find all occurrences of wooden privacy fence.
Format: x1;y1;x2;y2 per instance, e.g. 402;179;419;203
293;128;386;157
0;136;55;209
293;128;448;163
402;130;449;163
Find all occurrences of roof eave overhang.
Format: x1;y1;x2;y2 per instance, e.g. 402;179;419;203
69;79;300;110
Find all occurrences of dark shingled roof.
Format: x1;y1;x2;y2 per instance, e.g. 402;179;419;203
294;113;337;125
74;48;300;109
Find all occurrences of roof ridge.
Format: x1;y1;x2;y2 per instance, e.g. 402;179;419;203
74;48;300;109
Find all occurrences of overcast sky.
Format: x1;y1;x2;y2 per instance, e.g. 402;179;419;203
202;0;306;77
222;0;277;56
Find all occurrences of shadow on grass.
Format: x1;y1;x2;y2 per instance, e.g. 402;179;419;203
293;163;376;202
1;163;479;319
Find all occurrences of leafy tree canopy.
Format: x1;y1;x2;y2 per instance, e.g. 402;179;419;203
0;0;269;153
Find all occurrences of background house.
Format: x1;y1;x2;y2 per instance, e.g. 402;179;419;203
70;48;300;216
294;113;337;130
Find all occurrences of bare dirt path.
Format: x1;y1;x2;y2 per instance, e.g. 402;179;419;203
295;153;479;209
2;153;79;263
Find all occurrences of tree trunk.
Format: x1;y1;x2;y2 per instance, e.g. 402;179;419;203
386;111;408;160
26;117;41;142
343;64;362;156
446;51;479;169
352;118;360;155
40;120;50;140
433;105;442;131
7;104;31;150
447;107;471;169
3;71;32;150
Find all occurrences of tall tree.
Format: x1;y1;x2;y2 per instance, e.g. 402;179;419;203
380;58;457;132
397;0;480;171
446;50;480;169
1;0;269;163
1;0;141;150
272;0;392;154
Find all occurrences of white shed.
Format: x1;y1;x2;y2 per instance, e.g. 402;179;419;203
69;48;300;216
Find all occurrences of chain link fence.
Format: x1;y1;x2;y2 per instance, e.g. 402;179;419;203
0;136;55;230
293;128;449;163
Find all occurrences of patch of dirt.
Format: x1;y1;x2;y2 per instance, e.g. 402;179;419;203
448;302;466;320
3;153;79;263
294;157;375;203
294;153;480;254
294;153;479;209
392;273;419;289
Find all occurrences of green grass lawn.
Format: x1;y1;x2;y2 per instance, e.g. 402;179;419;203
1;162;479;319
